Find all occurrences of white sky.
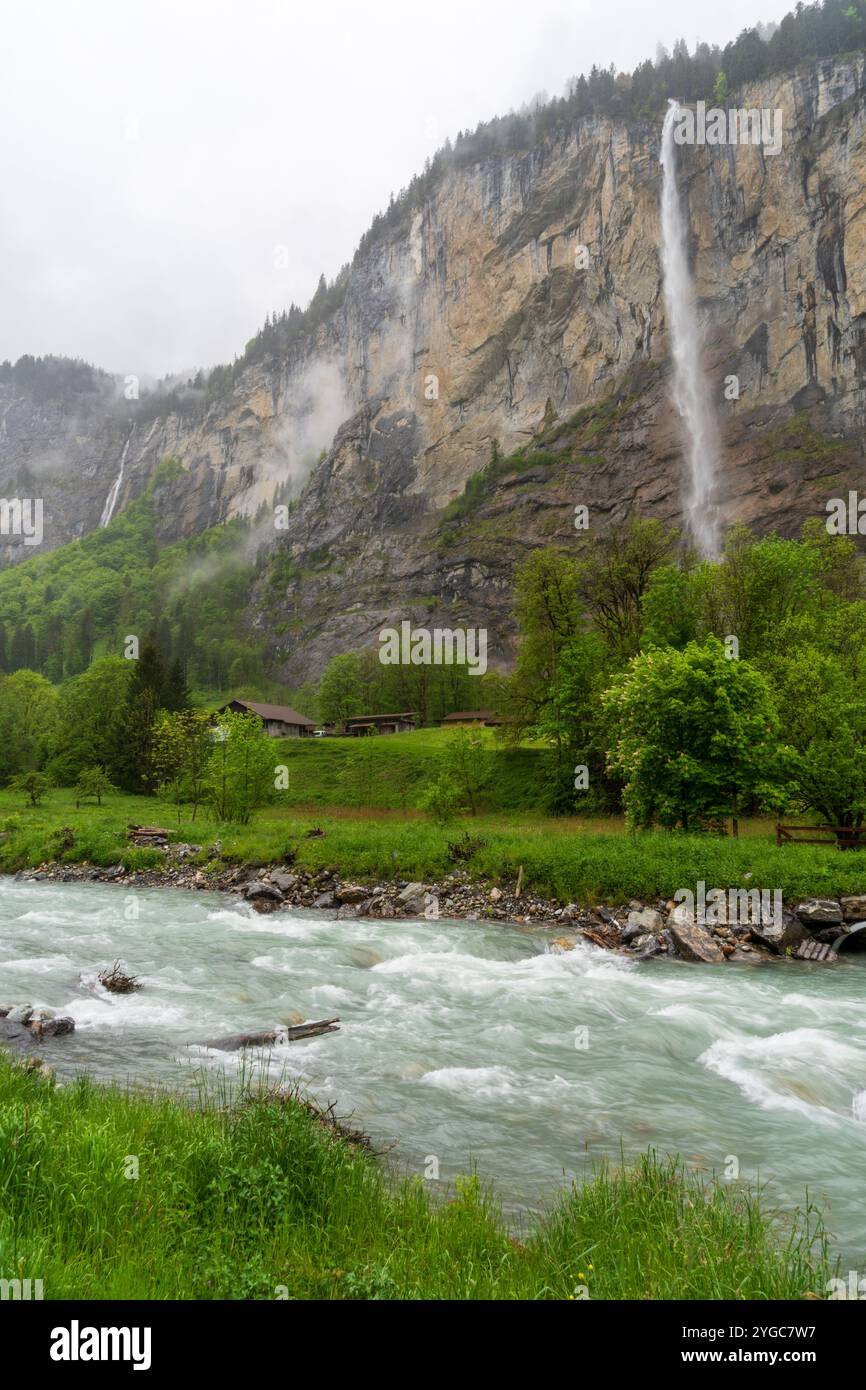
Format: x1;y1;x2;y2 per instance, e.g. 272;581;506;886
1;0;796;377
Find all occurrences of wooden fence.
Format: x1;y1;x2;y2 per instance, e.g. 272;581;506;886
776;823;866;849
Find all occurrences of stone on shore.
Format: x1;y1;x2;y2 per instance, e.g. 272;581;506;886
667;902;695;929
396;882;427;914
269;870;299;892
795;899;843;926
336;902;369;920
749;910;807;954
668;921;725;964
334;884;369;904
624;908;664;939
243;880;284;902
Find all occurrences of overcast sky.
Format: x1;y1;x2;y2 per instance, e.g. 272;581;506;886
1;0;795;378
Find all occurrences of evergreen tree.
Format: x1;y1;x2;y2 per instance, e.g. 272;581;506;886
10;624;36;671
162;657;191;712
109;638;170;793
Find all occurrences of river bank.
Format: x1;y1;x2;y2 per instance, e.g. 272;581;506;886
0;1049;831;1300
6;790;866;904
12;848;866;967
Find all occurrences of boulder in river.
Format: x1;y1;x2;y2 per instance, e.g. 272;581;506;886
0;1018;36;1052
629;932;664;959
6;1004;34;1024
30;1016;75;1038
336;902;368;920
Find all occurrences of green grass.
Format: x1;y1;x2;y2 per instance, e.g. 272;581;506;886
270;726;548;812
0;1057;830;1300
3;785;866;904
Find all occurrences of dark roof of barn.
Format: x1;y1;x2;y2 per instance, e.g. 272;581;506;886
221;700;316;727
343;712;418;722
441;710;500;721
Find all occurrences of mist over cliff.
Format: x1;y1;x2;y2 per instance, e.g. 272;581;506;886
2;47;865;680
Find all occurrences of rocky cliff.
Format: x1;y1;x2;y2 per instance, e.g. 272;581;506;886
2;55;865;679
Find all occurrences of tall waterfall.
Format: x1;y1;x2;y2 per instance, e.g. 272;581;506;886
99;426;134;527
660;100;720;559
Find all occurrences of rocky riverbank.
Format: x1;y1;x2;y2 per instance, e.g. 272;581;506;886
12;852;866;966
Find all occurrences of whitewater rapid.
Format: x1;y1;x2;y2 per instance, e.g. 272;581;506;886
1;879;864;1254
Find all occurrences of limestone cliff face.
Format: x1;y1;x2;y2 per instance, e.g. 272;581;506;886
2;56;865;678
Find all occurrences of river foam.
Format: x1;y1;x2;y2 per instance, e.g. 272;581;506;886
1;878;864;1256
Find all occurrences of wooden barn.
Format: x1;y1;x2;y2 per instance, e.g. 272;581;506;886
343;712;418;736
440;710;502;727
216;699;316;738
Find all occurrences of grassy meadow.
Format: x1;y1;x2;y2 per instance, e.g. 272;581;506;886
2;774;866;904
0;1056;831;1300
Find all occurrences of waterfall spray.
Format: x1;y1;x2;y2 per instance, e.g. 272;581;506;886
660;100;721;559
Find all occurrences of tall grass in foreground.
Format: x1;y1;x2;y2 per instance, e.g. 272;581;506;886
0;1058;830;1300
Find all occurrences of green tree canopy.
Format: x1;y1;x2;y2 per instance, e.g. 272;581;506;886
0;670;61;782
602;637;789;831
205;709;278;824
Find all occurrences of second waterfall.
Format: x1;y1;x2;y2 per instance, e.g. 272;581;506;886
660;100;721;559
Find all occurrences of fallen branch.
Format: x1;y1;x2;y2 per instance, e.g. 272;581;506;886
204;1017;340;1050
579;928;610;951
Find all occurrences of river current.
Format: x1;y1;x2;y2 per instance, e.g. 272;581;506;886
1;879;864;1257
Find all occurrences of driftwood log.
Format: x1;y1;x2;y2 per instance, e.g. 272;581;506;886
204;1018;340;1050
